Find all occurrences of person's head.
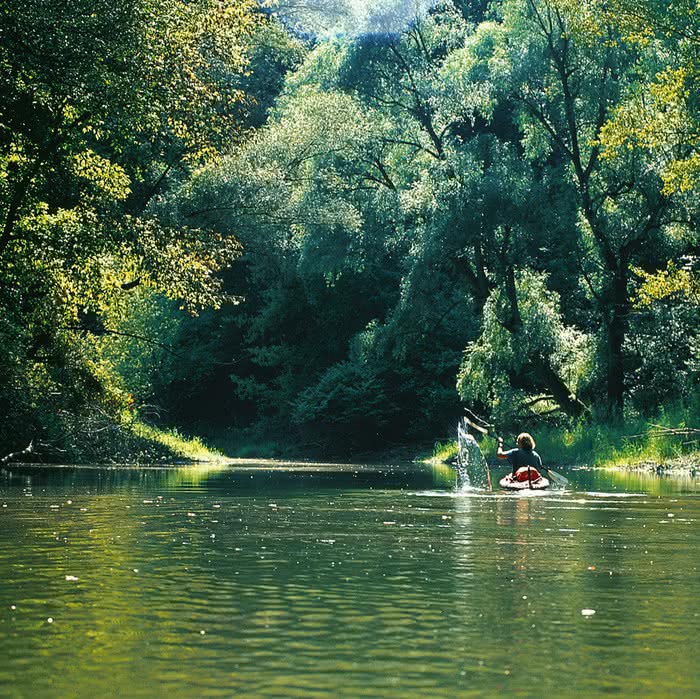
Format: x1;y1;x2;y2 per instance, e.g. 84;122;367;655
516;432;535;450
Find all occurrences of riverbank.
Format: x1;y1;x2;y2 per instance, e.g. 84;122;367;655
0;420;227;466
5;412;699;473
425;411;700;474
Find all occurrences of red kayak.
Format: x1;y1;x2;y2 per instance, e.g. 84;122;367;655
499;466;550;490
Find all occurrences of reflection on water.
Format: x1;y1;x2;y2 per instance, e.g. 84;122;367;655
1;461;699;698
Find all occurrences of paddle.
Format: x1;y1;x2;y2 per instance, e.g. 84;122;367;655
463;416;569;487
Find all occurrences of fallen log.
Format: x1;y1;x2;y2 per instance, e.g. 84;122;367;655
0;440;35;464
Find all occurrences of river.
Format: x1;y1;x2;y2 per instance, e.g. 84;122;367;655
1;461;699;698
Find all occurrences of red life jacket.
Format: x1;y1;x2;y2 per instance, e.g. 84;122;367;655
514;466;541;482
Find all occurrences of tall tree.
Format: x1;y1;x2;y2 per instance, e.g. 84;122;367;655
0;0;259;454
464;0;692;416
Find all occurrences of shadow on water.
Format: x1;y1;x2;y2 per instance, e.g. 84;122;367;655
1;459;457;495
3;458;700;496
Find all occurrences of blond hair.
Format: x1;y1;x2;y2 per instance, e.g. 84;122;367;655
516;432;535;450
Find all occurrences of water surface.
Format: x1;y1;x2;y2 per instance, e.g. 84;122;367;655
1;462;699;698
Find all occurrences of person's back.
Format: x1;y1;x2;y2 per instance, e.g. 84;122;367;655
507;447;542;474
496;432;542;476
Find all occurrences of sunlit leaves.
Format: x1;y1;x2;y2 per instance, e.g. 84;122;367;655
0;0;258;454
70;151;131;201
458;271;593;423
634;263;700;307
601;69;700;193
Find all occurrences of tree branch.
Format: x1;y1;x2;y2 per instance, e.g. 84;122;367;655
1;441;35;464
62;326;184;356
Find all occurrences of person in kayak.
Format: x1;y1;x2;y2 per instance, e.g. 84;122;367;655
496;432;543;481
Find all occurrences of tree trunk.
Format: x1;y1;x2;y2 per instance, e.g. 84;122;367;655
532;358;589;419
606;267;628;418
503;260;589;420
451;239;493;309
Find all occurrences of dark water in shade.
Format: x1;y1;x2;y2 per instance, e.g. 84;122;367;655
1;462;700;698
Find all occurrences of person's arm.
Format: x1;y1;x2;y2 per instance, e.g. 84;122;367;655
496;437;508;459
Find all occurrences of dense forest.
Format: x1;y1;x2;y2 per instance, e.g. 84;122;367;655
1;0;699;461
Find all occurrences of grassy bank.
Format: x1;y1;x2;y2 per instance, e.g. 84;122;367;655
425;407;700;470
129;422;227;463
426;440;460;464
530;419;698;468
0;420;227;465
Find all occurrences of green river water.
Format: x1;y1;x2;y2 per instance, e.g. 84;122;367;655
1;461;699;698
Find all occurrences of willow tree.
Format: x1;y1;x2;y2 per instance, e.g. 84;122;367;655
455;0;692;417
458;271;593;425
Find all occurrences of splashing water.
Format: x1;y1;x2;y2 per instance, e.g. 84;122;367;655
270;0;439;39
457;418;491;489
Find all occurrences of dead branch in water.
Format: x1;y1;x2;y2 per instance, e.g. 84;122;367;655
625;425;700;440
1;440;35;464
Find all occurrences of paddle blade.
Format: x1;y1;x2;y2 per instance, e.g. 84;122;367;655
463;416;490;436
545;467;568;487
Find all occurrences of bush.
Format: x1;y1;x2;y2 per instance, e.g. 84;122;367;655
292;360;392;452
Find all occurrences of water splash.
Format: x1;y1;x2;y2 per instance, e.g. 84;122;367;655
269;0;439;39
457;418;491;490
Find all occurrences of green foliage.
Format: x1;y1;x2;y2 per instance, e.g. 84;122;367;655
0;0;259;458
292;360;392;450
458;271;593;424
3;0;699;461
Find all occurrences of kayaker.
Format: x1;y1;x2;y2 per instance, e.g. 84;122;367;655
496;432;543;478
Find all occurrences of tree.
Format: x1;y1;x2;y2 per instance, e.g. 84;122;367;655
454;0;693;417
0;0;259;455
458;270;593;424
599;0;700;195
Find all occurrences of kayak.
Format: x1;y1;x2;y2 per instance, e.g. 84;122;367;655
499;466;550;491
